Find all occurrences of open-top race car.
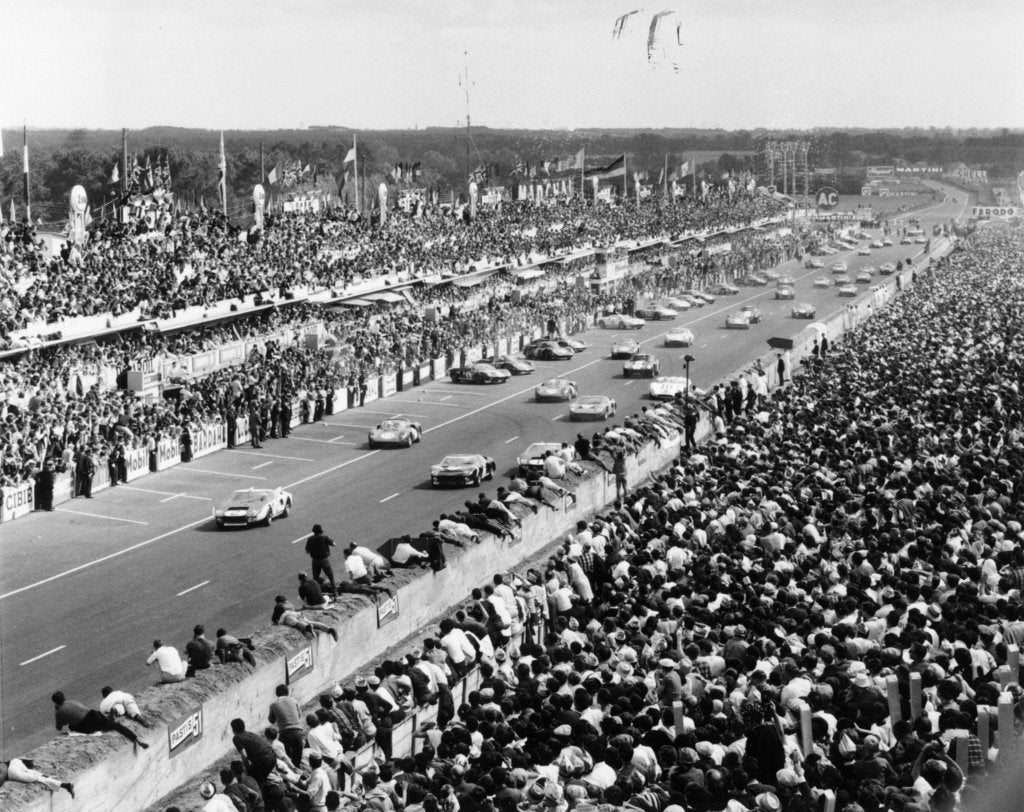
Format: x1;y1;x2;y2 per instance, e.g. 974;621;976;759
535;378;578;402
368;418;423;449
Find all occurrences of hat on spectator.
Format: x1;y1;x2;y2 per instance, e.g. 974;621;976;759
495;648;507;661
755;792;781;812
355;676;368;689
368;675;381;688
616;662;634;677
553;724;572;737
658;657;676;669
199;782;217;799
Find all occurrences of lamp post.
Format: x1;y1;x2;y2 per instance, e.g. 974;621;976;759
683;354;695;405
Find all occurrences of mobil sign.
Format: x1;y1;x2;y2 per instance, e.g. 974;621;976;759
815;187;839;210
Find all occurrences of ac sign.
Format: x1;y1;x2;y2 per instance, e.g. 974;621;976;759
816;187;839;210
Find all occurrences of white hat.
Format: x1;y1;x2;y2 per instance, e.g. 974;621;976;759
199;781;217;799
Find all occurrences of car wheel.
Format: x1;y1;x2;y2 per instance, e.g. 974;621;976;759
216;519;225;530
471;471;481;487
404;434;414;448
261;511;272;527
282;501;290;518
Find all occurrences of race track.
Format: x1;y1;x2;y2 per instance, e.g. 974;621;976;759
0;189;969;757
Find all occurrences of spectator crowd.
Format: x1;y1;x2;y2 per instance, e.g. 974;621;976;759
133;227;1024;812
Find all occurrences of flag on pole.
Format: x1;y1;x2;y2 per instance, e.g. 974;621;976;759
217;131;227;213
573;148;585;170
110;163;120;185
344;147;356;165
268;164;279;185
598;155;626;179
679;160;690;177
22;126;31;221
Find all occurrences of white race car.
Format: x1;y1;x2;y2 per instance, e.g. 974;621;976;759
664;327;695;347
598;313;645;330
813;276;831;288
569;395;617;421
623;353;661;378
214;487;292;529
610;338;642;359
650;376;701;401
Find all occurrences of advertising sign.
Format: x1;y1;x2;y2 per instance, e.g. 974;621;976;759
972;206;1019;218
155;436;182;471
1;482;35;522
285;643;315;684
168;706;204;758
376;593;400;628
815;187;840;210
865;166;895;178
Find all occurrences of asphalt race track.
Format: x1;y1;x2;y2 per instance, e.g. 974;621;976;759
0;189;970;756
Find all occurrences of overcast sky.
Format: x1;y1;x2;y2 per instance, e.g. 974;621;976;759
5;0;1023;131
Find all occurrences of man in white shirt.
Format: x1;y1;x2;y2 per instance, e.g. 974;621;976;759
439;618;476;677
146;640;187;683
305;711;344;766
305;754;333;812
99;686;150;727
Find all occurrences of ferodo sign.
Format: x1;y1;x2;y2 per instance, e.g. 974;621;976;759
815;187;840;210
972;206;1019;218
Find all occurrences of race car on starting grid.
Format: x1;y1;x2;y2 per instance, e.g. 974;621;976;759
213;487;293;529
430;454;496;487
368;418;423;449
449;363;512;384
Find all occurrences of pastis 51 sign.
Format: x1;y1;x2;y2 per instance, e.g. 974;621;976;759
168;706;204;757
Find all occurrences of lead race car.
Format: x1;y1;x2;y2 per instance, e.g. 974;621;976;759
535;377;578;402
610;337;642;358
623;353;661;377
368;417;423;448
430;454;496;487
214;487;292;529
569;395;617;421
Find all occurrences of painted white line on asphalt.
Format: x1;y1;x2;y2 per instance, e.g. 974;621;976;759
252;461;274;469
402;400;465;408
421;388;489;397
504;436;519;444
55;508;149;525
159;493;186;503
323;422;378;431
290;534;308;544
176;580;210;597
20;646;66;666
287;436;355;446
379;492;400;503
228;450;314;462
188;468;267;480
284;451;381;490
120;485;211;501
552;414;564;421
329;434;346;441
440;395;452;401
624;380;634;386
0;515;211;602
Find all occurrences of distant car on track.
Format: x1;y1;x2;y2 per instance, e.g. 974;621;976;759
834;274;851;285
570;395;617;421
482;355;535;375
838;284;858;297
776;275;795;287
883;237;893;246
831;262;848;273
870;239;884;248
368;418;423;449
535;378;578;402
708;283;740;296
725;312;751;329
740;305;764;323
880;263;896;275
738;274;769;286
523;341;574;360
449;363;512;384
682;289;716;304
664;327;695;347
804;258;824;269
597;313;645;330
214;487;292;529
791;302;816;319
623;353;661;377
813;276;831;288
900;236;913;245
550;335;588;353
677;293;706;308
775;285;795;300
430;454;496;487
857;247;871;256
516;442;562;476
650;376;702;401
856;270;873;283
657;296;692;311
635;305;678;321
610;337;642;358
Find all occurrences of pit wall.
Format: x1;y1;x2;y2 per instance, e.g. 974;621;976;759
2;239;953;812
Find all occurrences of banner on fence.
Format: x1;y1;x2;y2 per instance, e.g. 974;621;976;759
1;481;35;522
191;422;227;460
381;374;398;399
363;378;379;405
124;446;150;482
156;436;182;471
376;593;400;628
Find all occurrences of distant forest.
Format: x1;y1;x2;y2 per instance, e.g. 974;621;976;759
1;125;1021;223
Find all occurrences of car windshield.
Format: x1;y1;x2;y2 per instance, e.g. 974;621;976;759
441;456;476;466
540;379;564;387
473;363;497;371
229;489;269;503
630;354;652;362
577;397;606;406
378;420;405;431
